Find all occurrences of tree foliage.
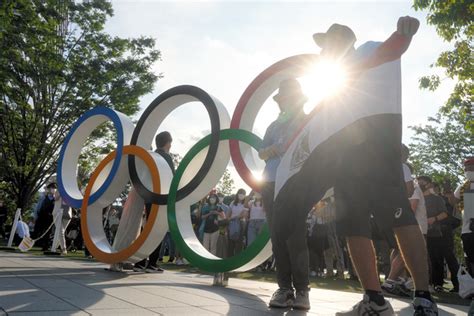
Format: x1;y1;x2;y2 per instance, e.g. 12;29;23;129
409;113;473;188
413;0;473;133
0;0;161;212
216;169;235;197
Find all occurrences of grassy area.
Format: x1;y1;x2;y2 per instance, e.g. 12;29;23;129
0;240;469;306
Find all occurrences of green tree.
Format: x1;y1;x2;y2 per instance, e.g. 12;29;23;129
216;169;235;196
409;113;472;188
0;0;161;213
413;0;473;133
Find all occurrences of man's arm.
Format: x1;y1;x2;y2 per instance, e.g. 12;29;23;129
427;196;448;225
356;16;420;70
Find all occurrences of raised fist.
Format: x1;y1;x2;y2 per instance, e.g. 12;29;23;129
397;16;420;37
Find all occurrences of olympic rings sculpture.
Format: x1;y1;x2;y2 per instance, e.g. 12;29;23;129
57;54;320;272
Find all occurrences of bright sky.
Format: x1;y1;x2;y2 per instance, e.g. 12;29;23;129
105;0;454;193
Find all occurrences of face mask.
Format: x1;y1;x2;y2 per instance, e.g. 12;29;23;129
466;171;474;181
218;197;224;204
238;194;245;201
209;198;216;204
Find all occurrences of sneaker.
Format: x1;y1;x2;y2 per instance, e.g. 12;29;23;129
382;279;411;297
175;258;184;265
133;264;147;272
413;297;438;316
336;294;394;316
146;264;164;273
269;288;295;308
310;271;317;277
293;289;310;310
433;285;444;293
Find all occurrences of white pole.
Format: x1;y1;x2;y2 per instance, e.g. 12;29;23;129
7;208;21;247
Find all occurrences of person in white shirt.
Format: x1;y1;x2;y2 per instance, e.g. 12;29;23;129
454;157;474;276
246;192;266;246
227;189;248;256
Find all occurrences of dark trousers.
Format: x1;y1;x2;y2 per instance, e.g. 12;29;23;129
136;243;161;267
0;217;5;238
427;236;446;287
439;229;460;289
34;216;53;250
228;238;243;257
262;182;309;291
462;233;474;275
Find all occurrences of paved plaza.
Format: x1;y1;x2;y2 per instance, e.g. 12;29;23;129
0;252;468;315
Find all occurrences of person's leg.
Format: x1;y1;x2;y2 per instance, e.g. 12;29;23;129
393;226;430;291
461;233;474;275
346;236;382;292
324;244;336;277
287;225;309;291
247;220;255;246
441;236;459;291
387;252;406;280
426;236;443;287
148;243;162;266
203;233;211;252
168;233;176;260
210;231;219;256
59;218;70;252
227;238;235;257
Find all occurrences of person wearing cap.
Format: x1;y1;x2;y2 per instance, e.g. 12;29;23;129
33;182;57;251
259;78;311;310
312;17;438;316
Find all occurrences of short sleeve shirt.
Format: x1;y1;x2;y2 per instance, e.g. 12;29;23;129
424;194;447;237
410;185;427;235
402;163;413;183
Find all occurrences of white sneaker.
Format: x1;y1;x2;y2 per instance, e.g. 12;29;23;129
413;297;438;316
336;294;394;316
175;258;183;265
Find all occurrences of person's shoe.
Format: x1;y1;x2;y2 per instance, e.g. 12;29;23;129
146;264;164;273
133;264;147;272
433;285;444;293
310;271;317;277
413;297;438;316
293;289;310;310
336;294;394;316
382;279;411;297
269;288;295;308
448;287;458;293
175;258;184;265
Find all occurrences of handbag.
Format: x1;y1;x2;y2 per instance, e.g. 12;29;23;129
458;265;474;299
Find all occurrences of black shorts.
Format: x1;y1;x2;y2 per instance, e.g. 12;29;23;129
333;128;418;238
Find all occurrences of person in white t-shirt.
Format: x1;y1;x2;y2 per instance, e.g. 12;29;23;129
411;183;428;236
454;157;474;276
227;189;248;256
247;192;266;246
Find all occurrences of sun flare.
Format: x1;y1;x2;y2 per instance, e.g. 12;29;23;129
299;60;347;113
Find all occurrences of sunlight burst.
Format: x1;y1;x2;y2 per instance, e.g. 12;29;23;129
299;60;347;113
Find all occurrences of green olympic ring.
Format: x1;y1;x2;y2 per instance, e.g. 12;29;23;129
167;129;271;272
